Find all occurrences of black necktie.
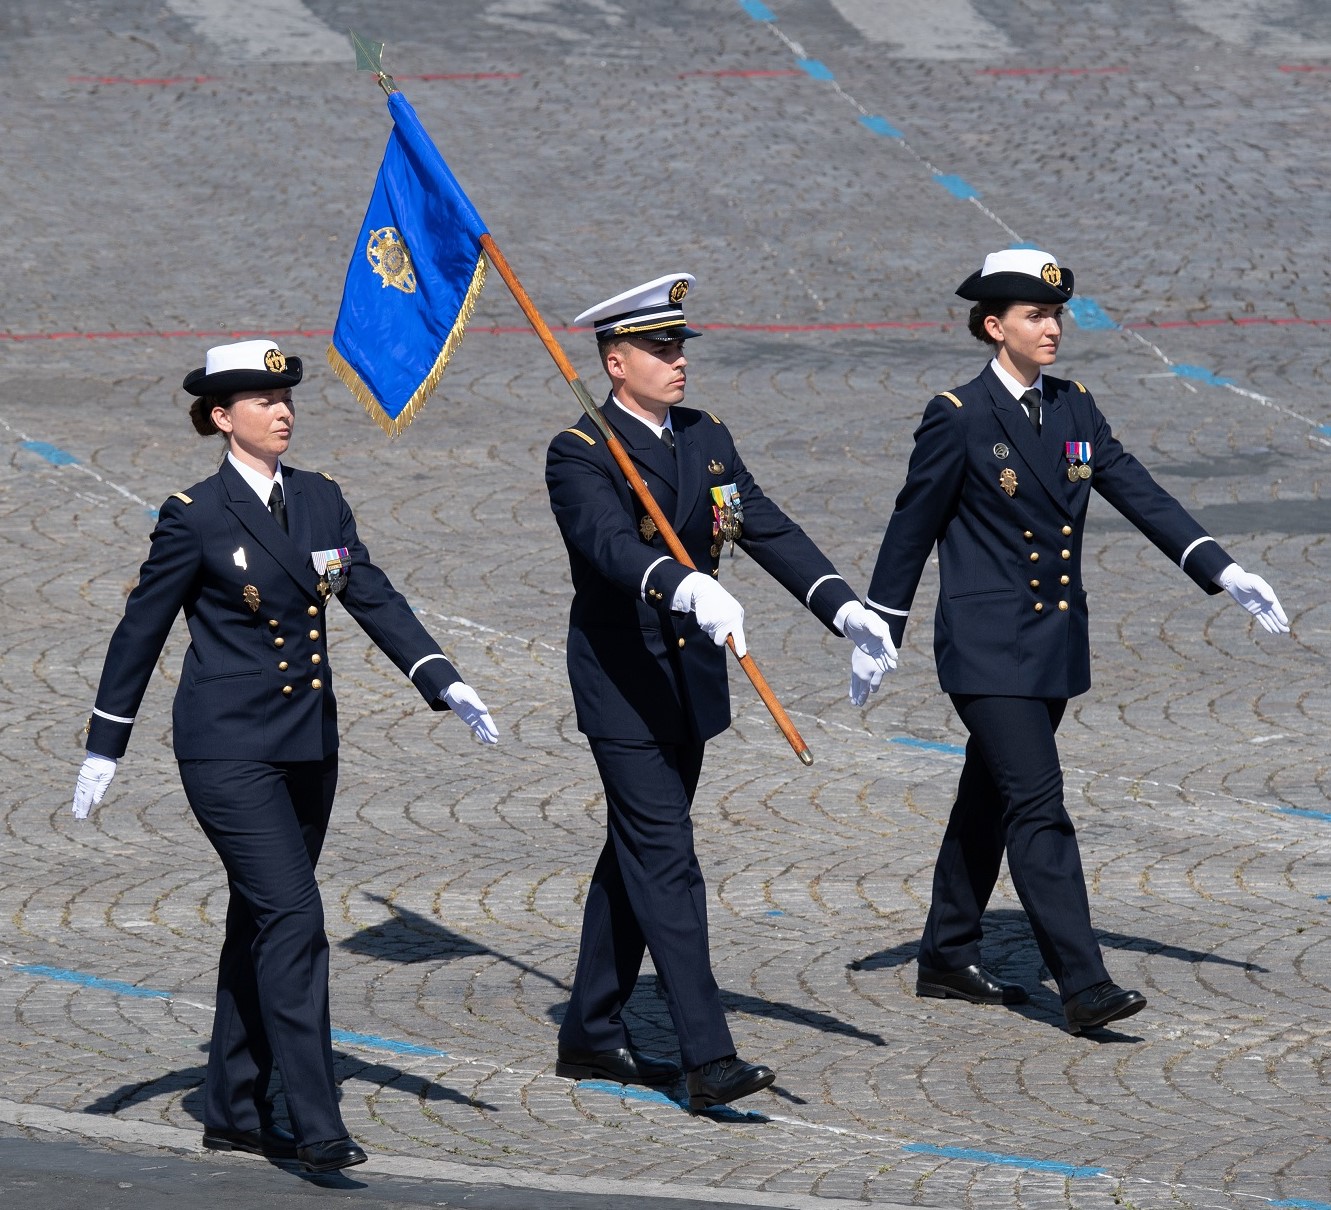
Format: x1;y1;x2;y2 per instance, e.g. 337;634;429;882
268;483;287;532
1021;388;1042;434
661;427;675;453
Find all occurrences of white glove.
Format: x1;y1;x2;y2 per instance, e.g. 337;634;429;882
849;646;887;707
72;753;117;819
1216;563;1289;634
672;571;747;657
836;601;898;672
442;681;500;745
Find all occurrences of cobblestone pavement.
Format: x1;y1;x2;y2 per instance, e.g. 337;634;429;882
2;2;1330;1207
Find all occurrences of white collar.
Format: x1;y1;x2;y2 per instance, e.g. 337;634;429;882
612;395;673;438
227;451;285;503
989;358;1044;402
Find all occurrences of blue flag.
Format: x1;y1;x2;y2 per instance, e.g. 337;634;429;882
328;89;488;436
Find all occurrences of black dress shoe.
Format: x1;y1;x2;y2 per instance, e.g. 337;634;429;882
296;1137;368;1173
685;1056;775;1112
202;1123;298;1160
555;1045;682;1086
1063;981;1147;1033
916;963;1030;1005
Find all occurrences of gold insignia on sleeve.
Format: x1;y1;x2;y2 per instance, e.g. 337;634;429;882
263;348;287;373
242;584;261;612
1041;263;1062;287
999;468;1018;497
366;227;417;294
639;515;658;541
708;459;724;474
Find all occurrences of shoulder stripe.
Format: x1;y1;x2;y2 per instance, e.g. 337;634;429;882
561;427;596;446
318;470;334;480
940;391;963;409
706;412;721;424
1073;380;1087;393
170;491;193;505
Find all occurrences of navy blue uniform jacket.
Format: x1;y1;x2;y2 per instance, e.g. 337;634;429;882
867;366;1231;699
86;459;459;761
546;398;857;743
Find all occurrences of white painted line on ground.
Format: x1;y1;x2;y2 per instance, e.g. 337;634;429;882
165;0;348;62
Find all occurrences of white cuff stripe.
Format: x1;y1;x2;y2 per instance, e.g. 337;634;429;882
641;556;672;598
865;597;910;617
1179;535;1214;569
804;574;846;606
92;708;135;725
409;653;448;679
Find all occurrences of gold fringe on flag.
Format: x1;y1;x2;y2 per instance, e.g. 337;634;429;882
326;251;489;438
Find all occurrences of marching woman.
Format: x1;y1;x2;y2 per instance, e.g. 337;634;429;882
70;339;498;1171
853;250;1288;1033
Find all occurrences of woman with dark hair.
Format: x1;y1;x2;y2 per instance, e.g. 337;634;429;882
71;339;498;1170
852;250;1287;1033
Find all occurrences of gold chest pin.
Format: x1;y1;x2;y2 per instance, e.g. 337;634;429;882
708;459;724;475
999;468;1018;497
639;515;658;541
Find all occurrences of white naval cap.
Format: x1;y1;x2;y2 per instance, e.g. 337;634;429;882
955;248;1075;303
182;338;303;396
572;273;703;341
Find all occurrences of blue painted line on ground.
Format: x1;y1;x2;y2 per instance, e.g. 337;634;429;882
1315;894;1330;901
738;0;775;20
1172;364;1235;387
330;1028;449;1058
1272;1200;1331;1209
934;174;980;200
14;964;170;1000
20;440;79;466
1278;806;1331;823
890;736;965;755
766;909;785;916
1318;424;1331;437
797;58;834;80
859;114;903;138
1066;297;1118;330
902;1143;1105;1178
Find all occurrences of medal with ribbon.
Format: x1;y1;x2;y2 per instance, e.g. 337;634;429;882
1065;441;1093;482
312;546;351;597
710;483;743;555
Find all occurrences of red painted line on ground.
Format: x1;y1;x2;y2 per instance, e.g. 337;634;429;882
678;69;802;78
395;72;523;81
9;317;1331;344
68;75;218;85
1279;64;1331;72
977;65;1128;76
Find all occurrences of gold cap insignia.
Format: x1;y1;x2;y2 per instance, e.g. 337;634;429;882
366;227;417;294
639;515;658;541
669;279;689;305
1041;262;1062;287
263;348;287;373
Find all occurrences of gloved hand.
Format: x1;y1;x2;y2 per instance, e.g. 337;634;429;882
836;601;898;672
672;571;747;657
1216;563;1289;634
442;682;500;744
849;646;887;707
72;753;117;820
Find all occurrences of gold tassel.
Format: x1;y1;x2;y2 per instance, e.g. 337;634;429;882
324;250;489;438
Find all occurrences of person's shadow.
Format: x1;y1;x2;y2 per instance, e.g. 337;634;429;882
847;908;1266;1042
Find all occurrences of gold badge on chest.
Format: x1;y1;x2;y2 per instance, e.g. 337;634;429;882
242;584;261;612
708;459;725;475
999;468;1018;497
639;515;658;541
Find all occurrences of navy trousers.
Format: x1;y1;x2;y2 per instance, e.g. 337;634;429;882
559;737;735;1071
918;695;1110;1000
178;757;346;1146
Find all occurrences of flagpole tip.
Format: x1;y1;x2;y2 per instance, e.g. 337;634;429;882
348;28;398;93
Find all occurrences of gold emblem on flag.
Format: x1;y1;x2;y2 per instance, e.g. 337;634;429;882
999;468;1018;497
639;515;658;541
366;227;417;294
263;348;287;373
